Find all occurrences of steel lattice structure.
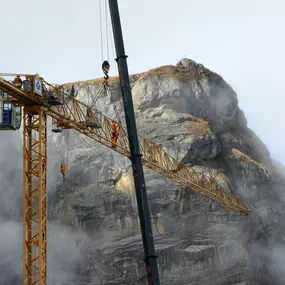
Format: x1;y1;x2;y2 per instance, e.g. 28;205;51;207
0;75;250;285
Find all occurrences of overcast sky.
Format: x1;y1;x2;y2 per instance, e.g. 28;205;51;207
1;0;284;164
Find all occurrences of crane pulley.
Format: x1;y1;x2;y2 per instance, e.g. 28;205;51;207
102;60;110;80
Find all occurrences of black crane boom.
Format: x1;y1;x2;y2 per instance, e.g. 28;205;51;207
108;1;160;284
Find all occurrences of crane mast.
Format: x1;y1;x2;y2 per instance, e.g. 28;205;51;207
23;106;48;285
108;1;160;284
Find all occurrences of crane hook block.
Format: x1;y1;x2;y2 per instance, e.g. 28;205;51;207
102;61;110;80
61;163;68;176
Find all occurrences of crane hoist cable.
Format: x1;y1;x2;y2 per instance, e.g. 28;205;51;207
100;57;121;123
105;81;122;124
104;0;110;62
99;0;110;63
89;64;122;124
99;0;104;62
90;1;111;110
88;60;110;109
107;4;117;74
89;1;123;122
89;83;105;108
102;17;122;123
99;1;123;123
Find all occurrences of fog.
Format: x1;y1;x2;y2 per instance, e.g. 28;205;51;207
0;131;94;285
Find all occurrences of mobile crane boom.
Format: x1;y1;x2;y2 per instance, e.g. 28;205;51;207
108;1;160;284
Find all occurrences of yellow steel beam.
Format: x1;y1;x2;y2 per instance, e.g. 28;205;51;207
47;92;250;215
23;106;47;285
0;77;43;105
0;98;18;101
0;75;250;214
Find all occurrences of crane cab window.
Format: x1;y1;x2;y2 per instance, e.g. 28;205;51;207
3;102;12;111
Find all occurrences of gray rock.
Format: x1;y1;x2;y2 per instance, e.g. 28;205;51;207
1;58;285;285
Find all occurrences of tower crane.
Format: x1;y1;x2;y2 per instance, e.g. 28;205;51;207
0;1;250;285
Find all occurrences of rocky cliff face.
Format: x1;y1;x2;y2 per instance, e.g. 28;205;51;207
1;58;285;285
